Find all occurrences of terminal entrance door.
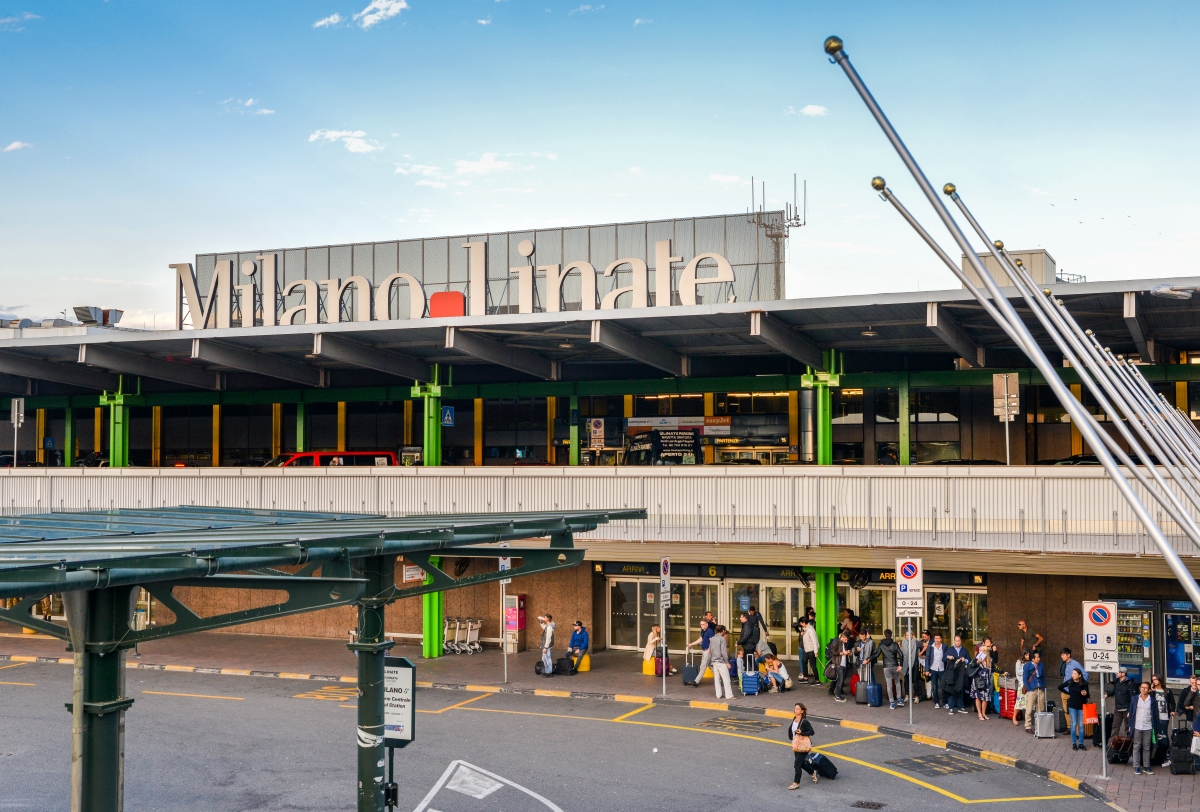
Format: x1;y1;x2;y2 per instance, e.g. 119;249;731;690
727;581;813;658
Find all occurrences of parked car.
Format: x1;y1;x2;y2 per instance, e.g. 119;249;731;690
264;451;398;467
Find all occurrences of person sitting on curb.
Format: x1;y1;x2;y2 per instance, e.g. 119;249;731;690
566;620;589;673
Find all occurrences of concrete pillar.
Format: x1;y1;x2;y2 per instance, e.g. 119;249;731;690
798;389;815;463
569;395;580;465
421;556;443;660
812;569;839;673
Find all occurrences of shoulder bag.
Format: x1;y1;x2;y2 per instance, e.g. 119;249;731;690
792;731;812;753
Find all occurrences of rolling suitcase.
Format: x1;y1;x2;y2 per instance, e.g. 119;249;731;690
654;649;668;678
1034;712;1056;738
999;688;1018;720
1092;713;1113;747
855;675;869;705
1054;707;1068;734
806;752;838;779
741;654;761;696
865;667;883;707
681;650;699;685
1171;724;1193;749
1168;746;1196;774
849;673;862;701
1107;734;1132;764
1150;738;1169;767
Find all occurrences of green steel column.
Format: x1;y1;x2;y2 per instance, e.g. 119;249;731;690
81;586;135;812
64;406;75;467
414;364;442;467
421;556;443;659
296;402;308;452
812;569;839;675
99;378;139;468
898;375;911;465
569;395;580;466
816;383;832;465
349;555;395;812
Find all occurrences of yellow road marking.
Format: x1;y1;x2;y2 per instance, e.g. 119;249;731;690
841;719;879;732
339;676;357;683
163;665;194;673
689;700;728;711
142;690;243;701
220;669;252;676
0;662;28;671
980;751;1017;767
294;686;358;701
913;733;949;748
417;693;490;715
764;708;793;719
1047;771;1081;790
277;672;311;680
0;681;36;686
614;694;653;704
339;704;356;709
10;655;36;663
458;706;1083;805
816;733;884;747
60;658;75;665
416;680;433;687
611;703;654;722
464;684;501;693
534;689;571;698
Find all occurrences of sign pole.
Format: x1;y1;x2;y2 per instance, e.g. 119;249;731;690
1100;672;1107;780
660;556;670;699
896;557;923;727
499;542;511;686
1082;599;1118;782
908;616;914;726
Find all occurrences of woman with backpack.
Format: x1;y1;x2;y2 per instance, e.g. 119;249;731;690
786;703;816;789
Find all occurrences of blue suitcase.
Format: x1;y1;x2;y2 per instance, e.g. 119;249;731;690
741;655;760;695
865;667;883;707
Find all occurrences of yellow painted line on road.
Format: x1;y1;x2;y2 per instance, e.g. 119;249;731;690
416;680;433;688
464;684;501;693
533;689;571;698
277;672;311;680
60;658;75;665
913;733;948;748
143;690;243;701
764;708;793;719
980;751;1017;767
10;655;37;663
614;694;653;704
840;719;879;732
163;665;194;673
220;668;253;676
459;705;1084;805
689;700;727;711
340;676;358;683
1047;771;1081;790
0;662;28;671
611;703;655;722
0;681;36;686
418;693;490;715
815;733;884;747
294;686;358;701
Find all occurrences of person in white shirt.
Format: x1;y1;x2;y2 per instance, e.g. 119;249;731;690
927;634;947;708
798;619;820;683
537;614;555;677
1129;682;1156;775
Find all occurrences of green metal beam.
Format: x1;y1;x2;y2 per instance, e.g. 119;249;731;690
0;593;69;639
399;548;583;601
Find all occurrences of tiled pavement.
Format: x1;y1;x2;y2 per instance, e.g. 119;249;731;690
5;629;1199;811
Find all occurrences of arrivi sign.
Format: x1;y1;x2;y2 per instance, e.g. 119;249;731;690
1082;601;1119;674
895;558;923;618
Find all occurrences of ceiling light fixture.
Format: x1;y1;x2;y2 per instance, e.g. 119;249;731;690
559;342;573;349
861;326;878;337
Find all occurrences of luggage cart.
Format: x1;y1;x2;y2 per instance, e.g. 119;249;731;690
463;618;483;654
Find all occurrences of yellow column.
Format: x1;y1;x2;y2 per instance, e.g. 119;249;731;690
35;408;45;464
94;407;103;455
403;400;413;447
1177;381;1188;414
474;398;484;466
546;397;556;464
211;404;221;467
703;392;715;464
337;402;347;451
624;395;634;418
271;403;282;458
788;391;800;461
151;406;162;467
1069;383;1083;456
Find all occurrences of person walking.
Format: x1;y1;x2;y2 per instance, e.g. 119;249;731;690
536;614;556;677
971;644;993;721
1129;682;1156;775
944;635;970;714
684;618;715;687
1058;668;1091;751
1106;666;1133;736
927;633;947;708
901;628;920;705
878;629;903;709
709;624;733;700
1023;651;1046;734
786;703;817;789
798;618;820;684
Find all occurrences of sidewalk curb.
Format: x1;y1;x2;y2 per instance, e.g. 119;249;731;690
2;653;1109;803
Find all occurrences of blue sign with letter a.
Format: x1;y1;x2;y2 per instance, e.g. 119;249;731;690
440;406;455;427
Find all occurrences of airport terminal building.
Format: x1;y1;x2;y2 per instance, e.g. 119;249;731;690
3;211;1200;686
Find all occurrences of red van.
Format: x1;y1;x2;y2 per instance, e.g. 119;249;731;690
265;451;398;467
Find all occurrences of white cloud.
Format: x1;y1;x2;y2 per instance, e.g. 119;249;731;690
801;104;828;117
709;173;744;184
569;4;603;14
415;180;448;188
255;109;275;115
395;163;441;176
3;141;32;152
456;153;513;175
353;0;408;29
309;129;380;153
0;12;39;32
628;166;644;175
477;17;492;25
313;13;343;28
244;98;256;107
634;18;651;26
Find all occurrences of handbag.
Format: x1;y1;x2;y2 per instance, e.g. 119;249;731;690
1191;735;1200;757
792;733;812;753
1082;703;1099;726
824;662;838;681
784;678;794;690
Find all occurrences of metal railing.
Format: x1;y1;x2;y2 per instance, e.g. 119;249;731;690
0;465;1194;557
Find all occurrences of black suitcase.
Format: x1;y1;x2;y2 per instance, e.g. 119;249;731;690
1168;747;1196;775
1093;713;1113;747
1171;726;1193;748
1107;735;1132;764
1150;738;1169;767
554;657;574;675
682;651;699;685
534;661;545;675
806;752;838;779
1054;707;1068;734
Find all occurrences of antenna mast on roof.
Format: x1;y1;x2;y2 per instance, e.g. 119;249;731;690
746;173;807;300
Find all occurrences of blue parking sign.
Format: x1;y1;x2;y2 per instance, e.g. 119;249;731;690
440;406;455;427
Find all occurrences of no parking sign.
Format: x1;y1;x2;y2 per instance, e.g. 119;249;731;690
895;558;923;617
1083;601;1118;673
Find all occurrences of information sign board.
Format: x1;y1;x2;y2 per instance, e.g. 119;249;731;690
383;656;415;748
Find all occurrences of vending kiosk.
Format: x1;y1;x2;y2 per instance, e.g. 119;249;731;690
504;594;526;653
1113;599;1155;685
1162;600;1199;688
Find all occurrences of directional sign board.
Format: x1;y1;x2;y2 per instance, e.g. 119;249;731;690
383;656;415;748
896;557;924;617
660;557;671;610
440;406;455;427
10;398;23;428
499;541;511;585
1082;601;1119;673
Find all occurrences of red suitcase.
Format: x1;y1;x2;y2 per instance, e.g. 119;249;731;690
999;688;1018;720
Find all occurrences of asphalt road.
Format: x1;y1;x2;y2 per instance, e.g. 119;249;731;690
1;661;1110;812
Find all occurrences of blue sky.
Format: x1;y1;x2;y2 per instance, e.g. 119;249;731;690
1;1;1197;326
